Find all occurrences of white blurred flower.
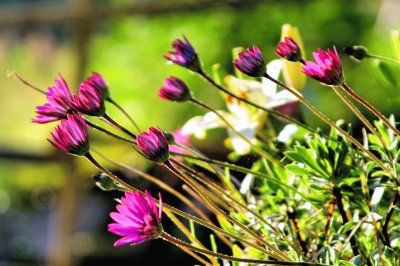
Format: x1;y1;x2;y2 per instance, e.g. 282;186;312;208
182;60;298;154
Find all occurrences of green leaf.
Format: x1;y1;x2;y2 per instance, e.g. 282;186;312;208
286;164;309;175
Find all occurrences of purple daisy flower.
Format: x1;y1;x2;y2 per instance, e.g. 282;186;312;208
32;75;73;124
70;80;106;116
234;45;266;77
164;36;201;72
275;37;302;62
302;46;344;86
85;72;110;99
48;113;89;156
137;127;169;163
108;190;163;247
158;76;192;102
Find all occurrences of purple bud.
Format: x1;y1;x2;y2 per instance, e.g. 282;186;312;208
275;37;302;62
32;74;73;123
85;72;110;99
136;127;169;163
233;45;266;77
158;77;192;102
164;36;202;72
70;81;106;116
48;113;89;156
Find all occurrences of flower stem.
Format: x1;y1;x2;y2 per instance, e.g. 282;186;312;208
161;232;327;266
190;98;280;165
171;152;308;200
341;83;400;138
107;97;141;133
10;71;47;95
331;86;388;150
102;113;137;139
85;119;135;144
197;69;318;135
368;54;400;66
164;160;292;262
264;74;390;175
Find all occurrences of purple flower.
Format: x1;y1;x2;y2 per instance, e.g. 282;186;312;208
302;46;344;86
164;36;201;72
32;75;73;124
234;45;266;77
168;128;190;155
48;113;89;156
158;77;192;102
275;37;302;62
108;190;163;247
137;127;169;163
85;72;110;99
70;81;106;116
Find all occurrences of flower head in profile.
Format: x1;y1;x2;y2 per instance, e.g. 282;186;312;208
164;36;201;72
33;74;73;123
302;46;344;86
158;76;192;102
275;37;302;62
85;72;110;99
233;45;266;77
48;113;89;156
137;127;169;163
70;81;106;116
108;190;163;247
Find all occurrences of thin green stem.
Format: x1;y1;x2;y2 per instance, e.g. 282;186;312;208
161;232;327;266
265;74;390;174
107;97;141;133
171;152;308;199
198;69;318;135
368;54;400;66
341;83;400;138
331;86;388;151
190;98;280;165
102;113;137;139
165;160;292;262
85;119;135;144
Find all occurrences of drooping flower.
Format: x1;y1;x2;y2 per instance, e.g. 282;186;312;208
32;74;73;123
302;46;344;86
275;37;302;62
233;45;266;77
158;77;192;102
85;72;110;99
108;190;163;247
48;113;89;156
164;36;201;72
137;127;169;163
70;81;106;116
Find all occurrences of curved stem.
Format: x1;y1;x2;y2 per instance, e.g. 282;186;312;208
341;83;400;138
265;74;390;175
198;69;318;135
85;119;135;144
161;232;326;266
102;113;136;139
11;71;47;94
165;160;292;262
331;86;388;151
369;54;400;66
171;152;308;199
190;98;280;165
382;191;399;247
107;97;141;133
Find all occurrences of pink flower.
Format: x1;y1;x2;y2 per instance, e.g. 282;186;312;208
32;74;73;124
108;190;163;247
48;113;89;156
85;72;110;99
302;46;344;86
275;37;302;62
137;127;169;163
164;36;201;72
234;45;266;77
70;81;106;116
158;77;192;102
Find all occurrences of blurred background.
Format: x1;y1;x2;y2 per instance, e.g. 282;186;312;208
0;0;399;265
